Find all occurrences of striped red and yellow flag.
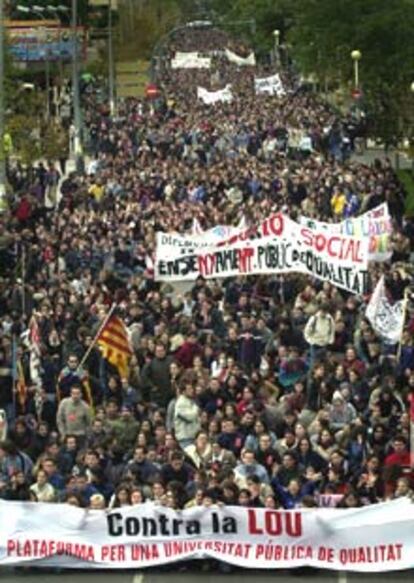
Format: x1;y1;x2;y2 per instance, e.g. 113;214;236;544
97;315;132;378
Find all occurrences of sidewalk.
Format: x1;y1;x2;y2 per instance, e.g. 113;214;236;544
351;147;412;170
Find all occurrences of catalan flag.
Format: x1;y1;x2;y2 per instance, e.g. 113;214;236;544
97;315;132;378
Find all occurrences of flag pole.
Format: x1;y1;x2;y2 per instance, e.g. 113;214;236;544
78;303;117;371
410;388;414;470
11;334;17;420
396;287;410;361
21;245;26;316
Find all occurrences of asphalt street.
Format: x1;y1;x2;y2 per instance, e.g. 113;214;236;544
1;569;413;583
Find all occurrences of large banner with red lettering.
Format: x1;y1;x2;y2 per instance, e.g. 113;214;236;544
1;500;414;571
155;214;370;295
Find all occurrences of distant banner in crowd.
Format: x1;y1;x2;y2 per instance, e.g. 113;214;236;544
191;216;246;238
300;203;392;262
254;73;285;96
171;52;211;69
158;222;242;254
225;48;256;66
1;500;414;571
366;276;405;344
197;84;233;105
156;214;370;295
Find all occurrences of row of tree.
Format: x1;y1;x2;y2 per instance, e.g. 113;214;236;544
210;0;414;143
5;0;414;150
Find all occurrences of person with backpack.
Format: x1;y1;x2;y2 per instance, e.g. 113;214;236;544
304;304;335;364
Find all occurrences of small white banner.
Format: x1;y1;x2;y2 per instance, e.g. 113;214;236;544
171;52;211;69
225;48;256;66
197;84;233;104
255;73;285;96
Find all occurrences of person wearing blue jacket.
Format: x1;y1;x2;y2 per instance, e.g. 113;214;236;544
271;476;317;509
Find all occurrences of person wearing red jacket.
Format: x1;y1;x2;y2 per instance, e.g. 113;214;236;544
384;435;411;468
383;435;412;497
174;333;202;369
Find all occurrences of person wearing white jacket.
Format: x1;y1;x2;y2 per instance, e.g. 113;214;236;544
174;383;201;449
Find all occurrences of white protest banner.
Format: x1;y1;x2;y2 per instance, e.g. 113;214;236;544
366;275;405;344
197;84;233;104
255;73;285;96
300;203;392;262
1;499;414;571
171;52;211;69
155;214;370;295
225;48;256;66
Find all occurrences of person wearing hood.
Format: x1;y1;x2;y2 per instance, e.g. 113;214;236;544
328;391;357;435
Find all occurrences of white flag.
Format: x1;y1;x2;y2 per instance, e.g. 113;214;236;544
366;276;404;344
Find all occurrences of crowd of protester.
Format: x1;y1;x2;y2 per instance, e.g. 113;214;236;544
1;24;414;515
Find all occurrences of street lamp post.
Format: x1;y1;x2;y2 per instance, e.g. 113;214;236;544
351;49;362;90
0;0;6;202
410;82;414;173
108;0;116;116
273;29;280;67
71;0;83;171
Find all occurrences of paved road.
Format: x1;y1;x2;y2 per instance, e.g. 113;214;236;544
1;569;413;583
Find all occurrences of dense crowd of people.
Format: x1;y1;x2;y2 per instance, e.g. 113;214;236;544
1;25;414;515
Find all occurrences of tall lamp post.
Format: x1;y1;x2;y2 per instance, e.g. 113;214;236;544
71;0;83;171
410;82;414;173
108;0;116;116
273;29;280;67
0;0;5;203
351;49;362;90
